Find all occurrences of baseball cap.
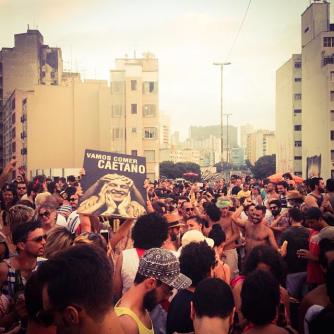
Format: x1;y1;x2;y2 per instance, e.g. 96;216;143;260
181;230;214;248
138;248;192;289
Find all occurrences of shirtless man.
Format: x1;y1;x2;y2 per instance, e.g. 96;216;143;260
232;204;278;256
215;197;240;279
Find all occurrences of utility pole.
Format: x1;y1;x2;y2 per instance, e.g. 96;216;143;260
224;113;232;163
213;62;231;166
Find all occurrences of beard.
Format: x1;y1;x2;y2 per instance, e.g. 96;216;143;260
271;209;281;217
143;289;158;311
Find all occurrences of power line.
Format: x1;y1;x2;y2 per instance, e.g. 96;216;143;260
226;0;253;61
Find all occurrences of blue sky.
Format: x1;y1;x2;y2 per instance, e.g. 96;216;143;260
0;0;330;138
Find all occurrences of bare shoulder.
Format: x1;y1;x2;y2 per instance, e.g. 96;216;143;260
118;314;140;334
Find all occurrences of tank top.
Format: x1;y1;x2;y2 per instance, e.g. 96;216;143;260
115;301;154;334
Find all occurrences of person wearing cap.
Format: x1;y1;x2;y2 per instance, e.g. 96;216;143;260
113;213;168;302
115;248;191;334
216;197;240;280
163;213;185;251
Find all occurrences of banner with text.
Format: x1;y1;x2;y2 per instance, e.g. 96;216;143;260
77;149;147;218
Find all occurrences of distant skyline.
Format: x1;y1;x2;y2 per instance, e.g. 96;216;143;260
1;0;331;139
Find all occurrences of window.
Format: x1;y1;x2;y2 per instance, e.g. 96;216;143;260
131;127;137;134
331;150;334;161
143;104;156;117
294;109;302;115
294;93;301;100
331;91;334;101
331;71;334;81
294;156;302;160
144;127;157;139
331;131;334;140
331;110;334;121
295;141;302;147
112;128;123;139
294;125;302;131
294;78;302;82
332;170;334;179
111;81;123;94
131;80;137;91
12;142;16;153
111;105;122;117
11;99;15;110
143;81;157;94
324;36;334;47
294;62;301;69
131;104;137;114
131;150;138;156
11;128;15;139
144;150;155;162
11;113;15;124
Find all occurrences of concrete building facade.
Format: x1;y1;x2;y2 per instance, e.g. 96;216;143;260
0;29;63;167
246;130;276;165
276;54;303;176
301;1;334;178
110;55;160;180
160;148;200;165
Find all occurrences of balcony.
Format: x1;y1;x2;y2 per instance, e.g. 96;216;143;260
323;55;334;66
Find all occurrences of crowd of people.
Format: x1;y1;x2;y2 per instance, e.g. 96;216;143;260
0;159;333;334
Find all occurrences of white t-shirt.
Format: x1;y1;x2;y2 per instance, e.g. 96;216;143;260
56;214;67;227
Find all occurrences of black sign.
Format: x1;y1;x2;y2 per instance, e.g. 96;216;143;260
77;149;147;218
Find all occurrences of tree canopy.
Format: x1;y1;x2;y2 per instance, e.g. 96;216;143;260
159;161;201;180
249;155;276;179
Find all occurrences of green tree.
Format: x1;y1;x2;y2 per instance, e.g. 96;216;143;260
252;155;276;179
159;161;201;180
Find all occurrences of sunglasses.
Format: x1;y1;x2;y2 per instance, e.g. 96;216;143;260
69;198;77;202
269;206;278;210
27;234;47;243
185;208;194;212
17;187;26;190
39;211;51;218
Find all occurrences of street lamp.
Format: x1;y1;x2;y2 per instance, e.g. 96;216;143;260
213;62;231;165
224;113;232;163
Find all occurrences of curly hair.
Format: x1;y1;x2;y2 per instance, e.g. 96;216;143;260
243;245;287;285
179;241;216;287
132;212;168;249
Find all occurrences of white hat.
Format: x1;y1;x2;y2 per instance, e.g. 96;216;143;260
181;230;214;248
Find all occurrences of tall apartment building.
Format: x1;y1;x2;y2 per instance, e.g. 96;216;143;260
276;54;302;176
160;148;201;165
110;54;160;180
276;1;334;179
301;1;334;178
0;29;63;167
2;78;112;175
246;130;276;165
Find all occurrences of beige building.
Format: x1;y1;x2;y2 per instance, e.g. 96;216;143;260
276;54;302;176
110;54;160;180
2;77;112;176
301;1;334;178
0;29;63;167
240;123;254;159
246;130;276;165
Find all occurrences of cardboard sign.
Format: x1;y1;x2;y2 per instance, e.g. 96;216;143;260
77;149;147;218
